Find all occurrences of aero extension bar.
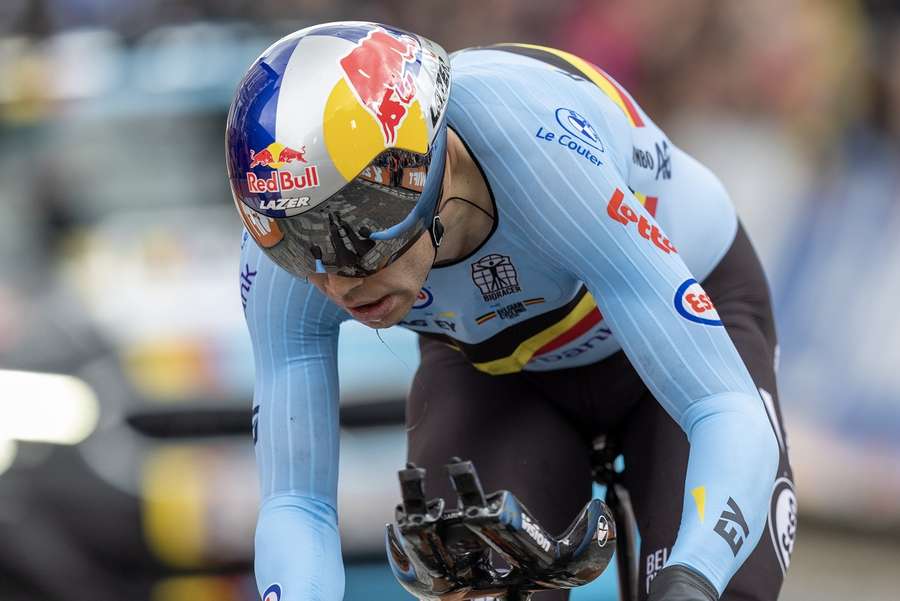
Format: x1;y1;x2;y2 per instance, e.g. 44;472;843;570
385;458;616;601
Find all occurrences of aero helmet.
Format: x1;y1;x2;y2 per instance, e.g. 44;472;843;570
226;22;451;277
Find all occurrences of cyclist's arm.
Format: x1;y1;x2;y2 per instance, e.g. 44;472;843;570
506;159;778;596
240;231;348;601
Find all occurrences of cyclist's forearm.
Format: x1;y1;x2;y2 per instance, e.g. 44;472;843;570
255;494;344;601
666;392;779;596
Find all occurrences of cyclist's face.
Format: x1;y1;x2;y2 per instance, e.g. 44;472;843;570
308;231;433;328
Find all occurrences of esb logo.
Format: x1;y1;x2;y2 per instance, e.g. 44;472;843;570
674;279;723;326
413;287;434;309
263;583;282;601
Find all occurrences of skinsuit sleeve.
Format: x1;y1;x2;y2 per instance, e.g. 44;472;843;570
239;231;347;601
450;75;779;595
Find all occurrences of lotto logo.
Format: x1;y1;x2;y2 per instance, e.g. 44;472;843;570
606;189;677;254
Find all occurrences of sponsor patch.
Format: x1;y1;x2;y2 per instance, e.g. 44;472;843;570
606;189;677;253
399;317;456;333
645;547;669;594
240;263;258;311
768;477;797;574
714;497;750;557
475;297;544;325
674;279;723;326
555;107;604;151
413;287;434;309
521;513;551;552
246;166;320;196
655;140;672;180
596;515;610;547
534;107;604;167
471;254;521;302
263;583;281;601
633;146;655;171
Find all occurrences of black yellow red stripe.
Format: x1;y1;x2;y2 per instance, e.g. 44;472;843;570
475;311;496;325
491;43;645;127
633;191;659;217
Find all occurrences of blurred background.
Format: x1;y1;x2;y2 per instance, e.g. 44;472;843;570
1;0;899;599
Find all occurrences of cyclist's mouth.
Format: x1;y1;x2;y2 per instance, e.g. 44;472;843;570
347;294;396;323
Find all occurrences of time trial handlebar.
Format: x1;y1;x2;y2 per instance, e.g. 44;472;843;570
385;458;616;601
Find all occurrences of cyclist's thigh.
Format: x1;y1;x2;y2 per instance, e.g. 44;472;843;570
408;336;594;601
621;224;794;600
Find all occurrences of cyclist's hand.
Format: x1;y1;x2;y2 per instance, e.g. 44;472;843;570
648;566;718;601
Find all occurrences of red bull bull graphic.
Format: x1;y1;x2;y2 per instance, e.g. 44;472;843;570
340;28;420;145
249;148;276;168
249;143;307;168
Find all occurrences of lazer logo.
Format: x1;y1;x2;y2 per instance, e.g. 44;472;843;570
521;513;552;552
606;189;677;254
714;497;750;556
259;197;311;212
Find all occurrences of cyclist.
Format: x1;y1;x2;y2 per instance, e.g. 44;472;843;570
227;21;795;601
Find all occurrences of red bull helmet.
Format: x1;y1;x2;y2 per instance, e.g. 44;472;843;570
226;22;451;277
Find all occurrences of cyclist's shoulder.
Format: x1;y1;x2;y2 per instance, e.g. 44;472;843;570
447;44;636;177
239;231;346;338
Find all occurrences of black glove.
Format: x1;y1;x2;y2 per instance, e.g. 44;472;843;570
647;565;718;601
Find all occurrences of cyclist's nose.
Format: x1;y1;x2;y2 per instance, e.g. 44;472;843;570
323;273;364;302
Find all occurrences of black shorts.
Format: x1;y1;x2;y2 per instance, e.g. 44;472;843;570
406;224;795;601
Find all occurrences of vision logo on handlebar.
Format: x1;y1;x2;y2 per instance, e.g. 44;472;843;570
385;458;616;601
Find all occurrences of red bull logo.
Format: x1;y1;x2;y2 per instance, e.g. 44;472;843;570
247;165;320;194
340;28;420;145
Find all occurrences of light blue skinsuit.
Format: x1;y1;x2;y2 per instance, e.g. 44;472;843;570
240;44;779;601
